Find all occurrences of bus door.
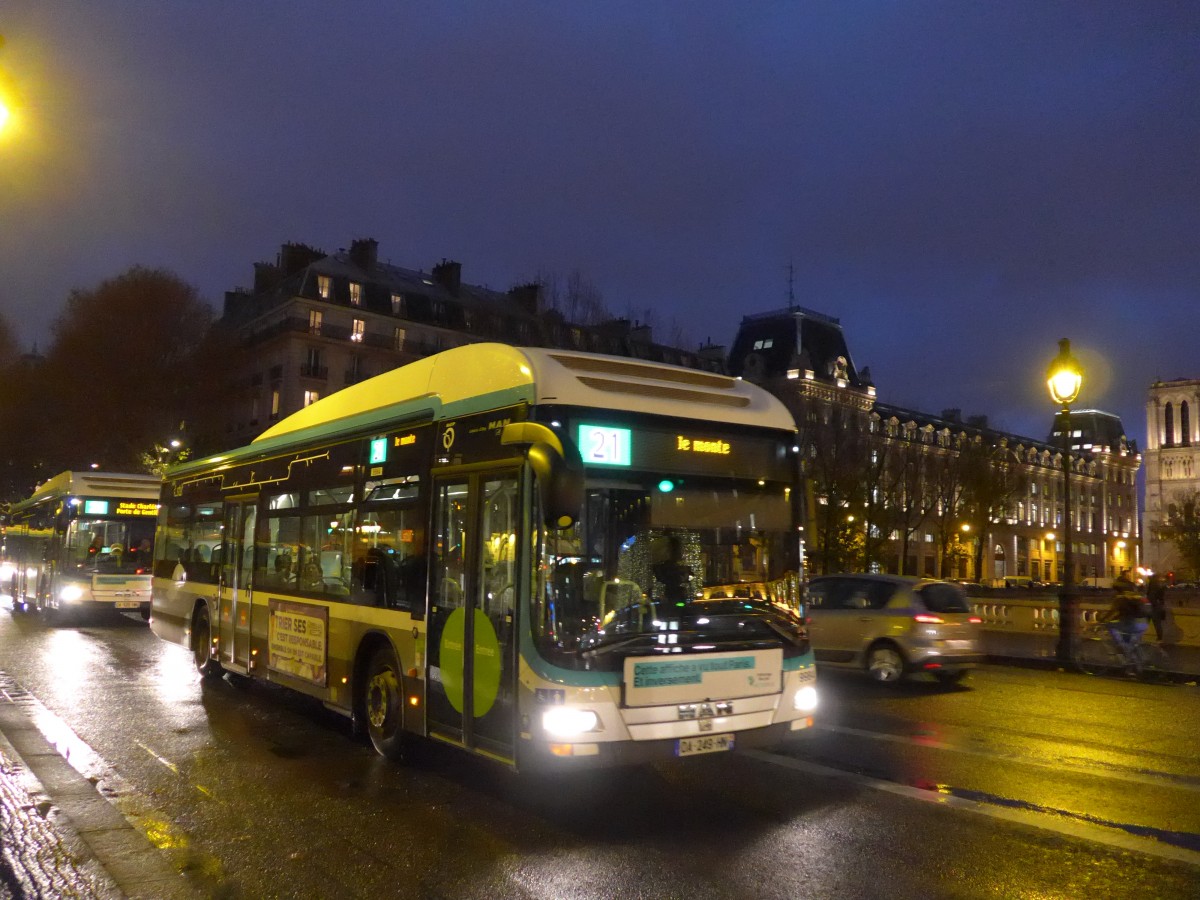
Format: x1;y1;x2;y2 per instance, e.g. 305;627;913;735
427;472;520;762
217;499;257;672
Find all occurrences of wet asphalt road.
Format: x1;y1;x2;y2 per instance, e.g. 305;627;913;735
1;604;1199;900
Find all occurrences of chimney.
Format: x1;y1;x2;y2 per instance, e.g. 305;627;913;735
277;242;325;276
253;261;281;294
697;340;725;365
432;259;462;295
629;323;653;345
508;283;541;316
349;238;378;270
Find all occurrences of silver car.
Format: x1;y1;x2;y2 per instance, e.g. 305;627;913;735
805;574;983;684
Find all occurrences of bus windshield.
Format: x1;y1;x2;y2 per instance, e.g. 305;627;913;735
66;517;156;573
532;477;805;669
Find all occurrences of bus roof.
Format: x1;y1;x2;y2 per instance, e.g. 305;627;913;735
10;471;161;513
171;344;795;478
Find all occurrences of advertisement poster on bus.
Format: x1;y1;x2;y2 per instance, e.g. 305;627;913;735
268;599;329;686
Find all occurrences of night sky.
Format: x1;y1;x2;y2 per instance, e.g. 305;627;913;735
2;3;1196;447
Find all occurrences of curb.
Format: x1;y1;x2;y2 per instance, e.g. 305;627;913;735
0;701;197;900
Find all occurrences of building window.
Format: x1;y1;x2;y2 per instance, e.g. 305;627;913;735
394;327;406;350
303;390;320;407
309;309;323;335
1165;402;1175;447
391;293;405;315
271;389;280;418
1182;401;1191;447
351;318;365;342
349;282;362;306
317;275;331;300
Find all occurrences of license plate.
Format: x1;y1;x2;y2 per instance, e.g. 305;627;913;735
677;733;734;757
114;601;141;609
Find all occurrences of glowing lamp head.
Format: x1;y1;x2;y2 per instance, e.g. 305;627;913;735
1046;338;1083;407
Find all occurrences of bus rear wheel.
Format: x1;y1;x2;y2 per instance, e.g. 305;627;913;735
364;645;408;762
192;606;222;680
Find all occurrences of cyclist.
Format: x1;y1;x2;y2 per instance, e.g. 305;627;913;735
1098;575;1151;672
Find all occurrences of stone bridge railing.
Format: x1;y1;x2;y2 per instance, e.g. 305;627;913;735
967;591;1200;647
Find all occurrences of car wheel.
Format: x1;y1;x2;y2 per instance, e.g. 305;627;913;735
192;605;223;680
867;645;905;683
363;644;408;762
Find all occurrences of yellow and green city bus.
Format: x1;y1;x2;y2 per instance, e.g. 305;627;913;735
150;344;817;770
5;471;160;623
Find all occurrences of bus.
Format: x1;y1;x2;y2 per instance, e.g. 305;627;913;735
5;471;160;623
150;344;817;770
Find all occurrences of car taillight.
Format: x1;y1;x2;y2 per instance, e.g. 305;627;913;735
913;614;944;624
969;616;982;624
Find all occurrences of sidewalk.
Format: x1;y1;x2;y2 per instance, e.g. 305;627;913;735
0;688;197;900
982;629;1200;677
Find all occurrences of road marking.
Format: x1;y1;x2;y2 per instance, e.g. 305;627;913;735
747;749;1200;867
815;722;1200;793
136;740;179;774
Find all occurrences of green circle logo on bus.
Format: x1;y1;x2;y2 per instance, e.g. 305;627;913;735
439;607;502;717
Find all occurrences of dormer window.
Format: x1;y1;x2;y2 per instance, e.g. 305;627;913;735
317;275;331;300
349;282;362;306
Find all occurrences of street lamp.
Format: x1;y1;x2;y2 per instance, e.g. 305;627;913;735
1047;338;1083;665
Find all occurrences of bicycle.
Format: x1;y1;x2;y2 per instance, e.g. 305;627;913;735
1074;622;1171;681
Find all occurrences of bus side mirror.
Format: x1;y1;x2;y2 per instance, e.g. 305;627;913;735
501;422;584;530
54;510;70;534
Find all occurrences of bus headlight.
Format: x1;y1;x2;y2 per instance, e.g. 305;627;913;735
542;707;600;738
59;584;85;603
793;685;819;713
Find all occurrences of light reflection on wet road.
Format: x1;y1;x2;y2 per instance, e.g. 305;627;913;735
2;603;1199;899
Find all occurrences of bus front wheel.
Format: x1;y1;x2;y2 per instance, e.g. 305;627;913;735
364;645;408;762
192;606;222;680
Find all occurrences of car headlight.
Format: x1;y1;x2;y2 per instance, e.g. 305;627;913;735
793;685;819;712
542;707;600;738
59;584;85;603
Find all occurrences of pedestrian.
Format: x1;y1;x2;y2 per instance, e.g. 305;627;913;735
1147;574;1168;642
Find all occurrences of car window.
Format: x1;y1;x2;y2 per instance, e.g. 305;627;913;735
918;583;971;613
806;581;834;609
808;578;897;610
863;580;898;609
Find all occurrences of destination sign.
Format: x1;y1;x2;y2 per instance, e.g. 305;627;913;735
570;416;790;481
114;501;160;517
82;499;159;517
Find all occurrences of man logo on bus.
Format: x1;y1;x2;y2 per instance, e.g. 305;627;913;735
442;424;456;451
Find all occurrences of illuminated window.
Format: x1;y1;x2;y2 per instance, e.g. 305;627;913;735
349;282;362;306
271;390;280;417
752;338;774;350
391;293;405;315
317;275;331;299
394;327;406;350
308;309;323;334
351;319;365;342
304;390;320;407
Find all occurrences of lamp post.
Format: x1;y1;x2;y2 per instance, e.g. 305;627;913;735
1047;338;1083;664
